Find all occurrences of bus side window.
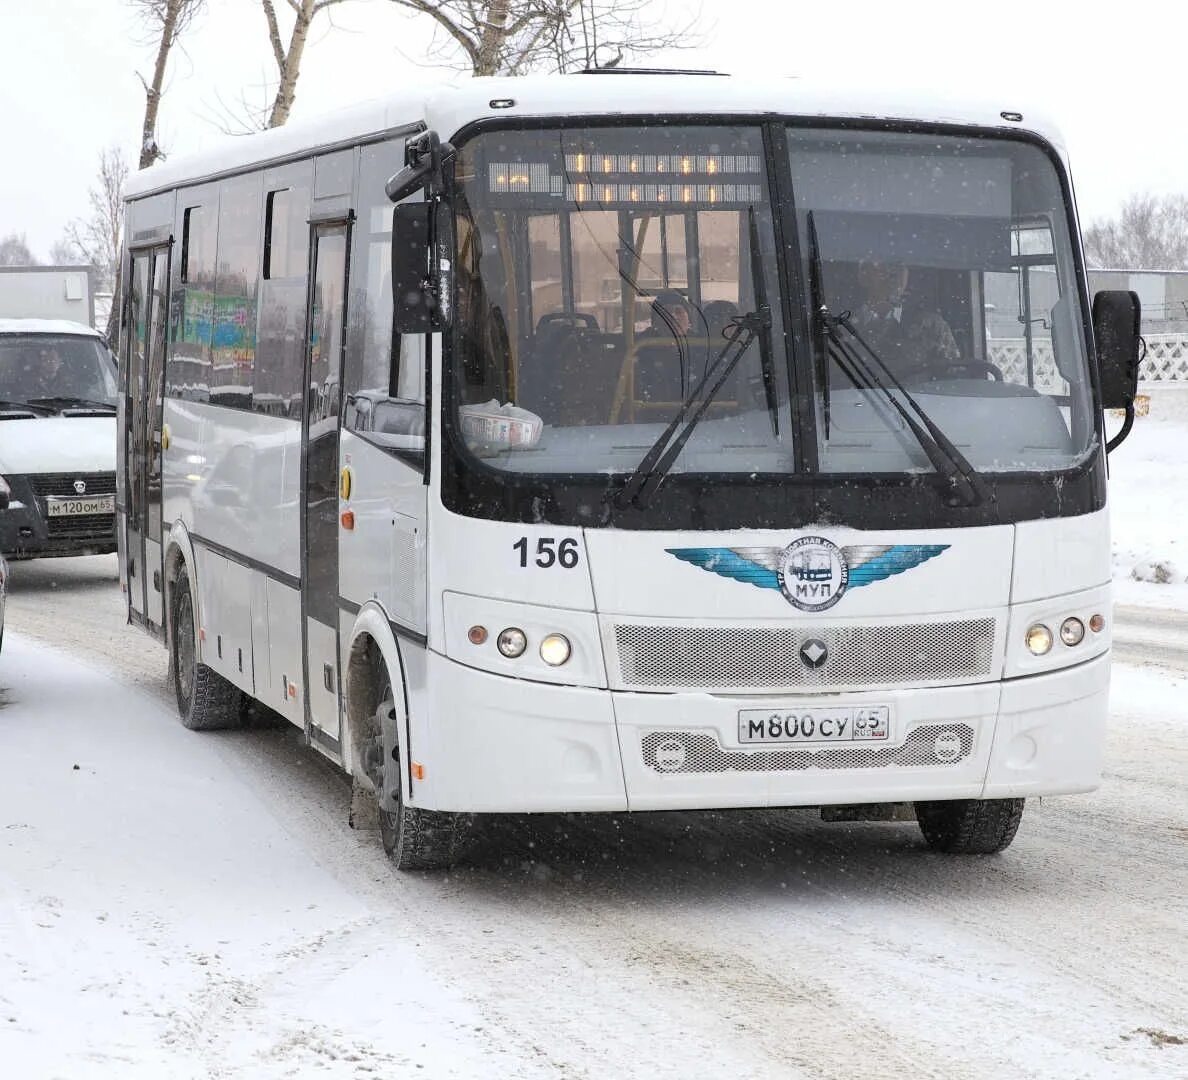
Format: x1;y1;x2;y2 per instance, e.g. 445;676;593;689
343;140;426;440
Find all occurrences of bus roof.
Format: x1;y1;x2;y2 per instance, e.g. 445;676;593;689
124;73;1065;202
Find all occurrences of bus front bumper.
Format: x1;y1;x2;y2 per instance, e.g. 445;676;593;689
416;650;1109;813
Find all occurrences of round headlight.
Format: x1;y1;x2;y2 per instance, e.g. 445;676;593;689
1025;623;1053;656
1060;617;1085;647
539;633;572;666
496;627;527;658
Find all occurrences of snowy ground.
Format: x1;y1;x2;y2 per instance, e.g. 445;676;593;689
0;628;1186;1079
1109;385;1188;607
1;399;1188;1079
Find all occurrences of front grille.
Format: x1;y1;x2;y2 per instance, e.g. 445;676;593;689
614;618;997;690
642;724;975;774
29;472;116;498
46;513;115;538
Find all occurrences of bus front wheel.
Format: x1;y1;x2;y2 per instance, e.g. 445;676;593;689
371;668;471;871
170;566;243;731
914;798;1024;854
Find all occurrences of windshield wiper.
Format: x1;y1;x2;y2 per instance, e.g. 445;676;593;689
613;206;778;509
615;304;770;508
0;398;54;415
27;396;117;412
748;206;780;439
805;213;986;508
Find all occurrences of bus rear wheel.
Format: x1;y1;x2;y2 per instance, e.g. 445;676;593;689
170;567;243;731
914;798;1025;854
372;672;470;871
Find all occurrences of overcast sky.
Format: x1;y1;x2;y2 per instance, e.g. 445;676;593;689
2;0;1184;261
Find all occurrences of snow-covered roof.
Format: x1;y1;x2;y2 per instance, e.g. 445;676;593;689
125;73;1066;201
0;318;102;338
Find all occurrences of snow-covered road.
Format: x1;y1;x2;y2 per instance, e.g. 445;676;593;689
1;559;1186;1078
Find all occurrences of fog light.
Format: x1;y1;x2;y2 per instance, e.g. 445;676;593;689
1060;617;1085;647
1025;623;1053;656
497;627;527;658
467;625;488;645
539;633;571;666
1089;613;1105;633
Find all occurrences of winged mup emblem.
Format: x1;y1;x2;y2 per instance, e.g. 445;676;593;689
665;537;950;612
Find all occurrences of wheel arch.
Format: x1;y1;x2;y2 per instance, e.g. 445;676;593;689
344;603;411;799
162;521;199;656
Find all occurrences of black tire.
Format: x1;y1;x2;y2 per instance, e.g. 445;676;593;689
170;567;243;731
372;670;470;871
915;798;1025;854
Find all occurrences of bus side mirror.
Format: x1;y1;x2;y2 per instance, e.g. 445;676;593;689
391;202;451;333
1093;289;1141;410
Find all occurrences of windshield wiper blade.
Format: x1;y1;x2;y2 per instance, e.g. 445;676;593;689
748;206;779;438
804;213;986;508
615;307;768;508
27;395;117;411
824;311;987;506
807;212;830;438
0;398;54;415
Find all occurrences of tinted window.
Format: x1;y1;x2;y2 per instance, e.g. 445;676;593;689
344;141;426;440
208;173;262;410
169;193;218;399
256;163;312;418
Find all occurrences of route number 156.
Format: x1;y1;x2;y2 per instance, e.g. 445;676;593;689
513;537;580;569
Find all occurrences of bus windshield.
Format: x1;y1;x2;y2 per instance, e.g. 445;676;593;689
450;123;1094;481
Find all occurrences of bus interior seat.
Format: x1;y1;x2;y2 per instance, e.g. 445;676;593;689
521;311;618;425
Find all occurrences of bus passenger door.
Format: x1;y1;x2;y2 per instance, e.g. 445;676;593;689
123;244;170;632
301;220;350;748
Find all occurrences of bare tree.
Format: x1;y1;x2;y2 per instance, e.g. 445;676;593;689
1083;193;1188;271
260;0;356;129
57;149;130;294
130;0;207;168
387;1;701;76
0;234;39;266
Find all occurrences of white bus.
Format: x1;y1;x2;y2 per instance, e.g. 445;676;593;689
118;73;1140;869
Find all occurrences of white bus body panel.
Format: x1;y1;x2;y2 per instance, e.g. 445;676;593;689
266;579;303;724
1010;506;1110;602
162;401;301;581
411;510;1112;813
339;432;427;633
584;524;1014;621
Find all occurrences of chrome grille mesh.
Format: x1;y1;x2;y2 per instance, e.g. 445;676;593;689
614;618;996;690
642;724;975;774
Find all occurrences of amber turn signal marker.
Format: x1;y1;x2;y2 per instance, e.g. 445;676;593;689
340;509;355;530
411;762;425;781
468;625;488;645
1089;613;1105;633
339;466;352;500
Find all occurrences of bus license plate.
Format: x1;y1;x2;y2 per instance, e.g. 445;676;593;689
738;706;891;745
46;495;115;517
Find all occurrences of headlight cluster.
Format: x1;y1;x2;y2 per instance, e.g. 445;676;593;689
1025;613;1103;656
471;624;572;666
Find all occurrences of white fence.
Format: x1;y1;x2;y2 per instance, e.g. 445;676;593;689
987;332;1188;390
